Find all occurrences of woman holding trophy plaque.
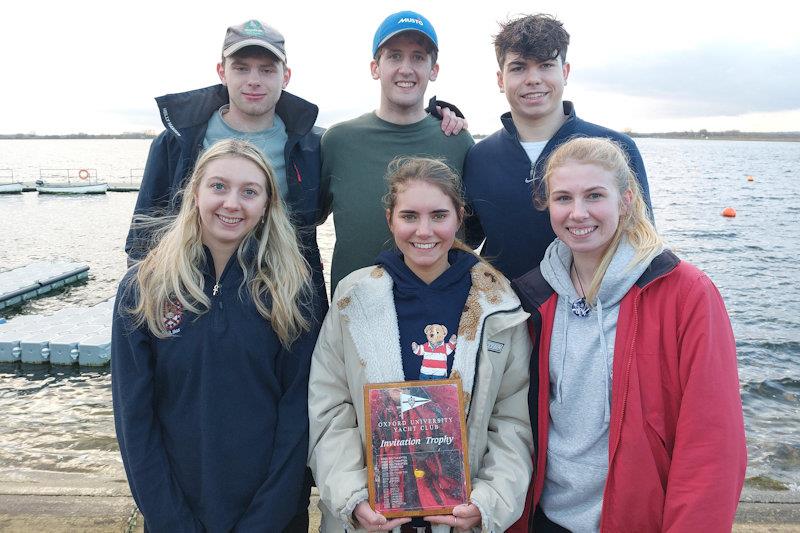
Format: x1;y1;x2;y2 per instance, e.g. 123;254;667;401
308;158;533;532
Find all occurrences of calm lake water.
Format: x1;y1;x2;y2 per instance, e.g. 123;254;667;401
0;138;798;491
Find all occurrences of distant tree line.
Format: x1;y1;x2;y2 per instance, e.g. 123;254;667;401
470;131;798;142
2;130;798;142
625;129;800;142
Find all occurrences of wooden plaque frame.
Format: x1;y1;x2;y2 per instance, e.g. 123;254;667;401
363;378;471;518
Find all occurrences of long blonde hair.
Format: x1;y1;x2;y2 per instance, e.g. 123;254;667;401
542;137;662;305
129;139;311;346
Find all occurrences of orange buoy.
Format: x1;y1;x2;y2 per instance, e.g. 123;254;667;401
721;207;737;218
747;175;754;182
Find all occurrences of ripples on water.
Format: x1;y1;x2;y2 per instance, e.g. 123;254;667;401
0;138;798;490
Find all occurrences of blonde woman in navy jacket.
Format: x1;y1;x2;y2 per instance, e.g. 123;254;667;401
112;139;321;532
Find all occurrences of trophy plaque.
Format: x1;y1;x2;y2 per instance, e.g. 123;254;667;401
364;378;470;518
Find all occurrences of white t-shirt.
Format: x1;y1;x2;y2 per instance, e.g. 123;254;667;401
520;140;548;164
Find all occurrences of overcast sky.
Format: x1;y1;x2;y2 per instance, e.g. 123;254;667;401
2;0;798;135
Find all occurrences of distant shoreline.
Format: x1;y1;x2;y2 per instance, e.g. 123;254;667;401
2;131;799;142
0;133;157;140
471;131;800;142
628;131;800;142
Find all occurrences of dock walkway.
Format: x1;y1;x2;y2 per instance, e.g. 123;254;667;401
0;262;89;310
0;298;113;366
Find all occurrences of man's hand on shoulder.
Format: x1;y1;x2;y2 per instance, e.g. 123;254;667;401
438;106;468;136
426;96;468;136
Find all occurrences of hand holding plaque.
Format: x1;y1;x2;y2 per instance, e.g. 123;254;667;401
363;378;471;518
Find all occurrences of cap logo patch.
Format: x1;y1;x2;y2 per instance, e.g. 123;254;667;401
397;17;424;26
243;20;265;36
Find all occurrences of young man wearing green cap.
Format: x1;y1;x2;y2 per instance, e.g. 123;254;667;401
319;10;474;292
125;20;328;309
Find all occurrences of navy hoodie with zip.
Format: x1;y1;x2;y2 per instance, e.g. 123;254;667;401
111;246;321;532
376;249;478;381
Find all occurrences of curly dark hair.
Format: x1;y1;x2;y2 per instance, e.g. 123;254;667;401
493;14;570;69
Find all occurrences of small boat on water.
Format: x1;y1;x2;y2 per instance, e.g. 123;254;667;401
36;168;108;194
0;170;22;194
0;182;23;194
35;181;109;194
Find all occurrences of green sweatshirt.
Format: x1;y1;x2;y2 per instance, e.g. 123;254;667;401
320;112;474;291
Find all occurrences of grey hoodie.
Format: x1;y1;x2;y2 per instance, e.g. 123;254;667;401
538;237;653;533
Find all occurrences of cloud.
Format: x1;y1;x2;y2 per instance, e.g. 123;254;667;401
577;45;800;117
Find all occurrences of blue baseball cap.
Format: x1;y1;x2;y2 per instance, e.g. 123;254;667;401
372;11;438;58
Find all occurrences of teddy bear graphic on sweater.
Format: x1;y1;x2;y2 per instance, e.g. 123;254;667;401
411;324;456;380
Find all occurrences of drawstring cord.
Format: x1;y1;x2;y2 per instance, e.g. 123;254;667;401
595;298;611;422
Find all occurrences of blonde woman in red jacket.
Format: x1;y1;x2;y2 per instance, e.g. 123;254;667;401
510;137;746;532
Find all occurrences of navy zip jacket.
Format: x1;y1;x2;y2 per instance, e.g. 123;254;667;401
112;248;321;532
125;84;328;308
463;101;652;281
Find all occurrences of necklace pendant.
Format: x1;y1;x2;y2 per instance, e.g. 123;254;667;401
572;298;591;317
212;283;220;296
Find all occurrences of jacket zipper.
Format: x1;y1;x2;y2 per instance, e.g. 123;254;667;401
210;257;236;327
600;266;674;530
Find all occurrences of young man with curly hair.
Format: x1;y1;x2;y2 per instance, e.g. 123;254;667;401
463;14;653;281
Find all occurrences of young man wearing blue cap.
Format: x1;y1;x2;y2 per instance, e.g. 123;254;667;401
319;10;474;292
462;14;653;281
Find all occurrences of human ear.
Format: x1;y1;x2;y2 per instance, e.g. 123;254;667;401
429;63;439;82
370;59;380;80
216;62;226;84
282;66;292;89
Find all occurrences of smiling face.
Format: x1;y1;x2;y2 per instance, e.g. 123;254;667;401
387;180;461;284
371;33;439;120
195;156;269;258
497;51;569;133
217;50;290;126
547;161;632;269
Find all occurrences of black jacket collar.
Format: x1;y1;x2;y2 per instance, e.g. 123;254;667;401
155;85;319;138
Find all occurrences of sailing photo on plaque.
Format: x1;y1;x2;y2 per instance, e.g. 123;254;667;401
364;379;470;518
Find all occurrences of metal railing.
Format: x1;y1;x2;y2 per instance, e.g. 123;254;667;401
38;168;98;184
